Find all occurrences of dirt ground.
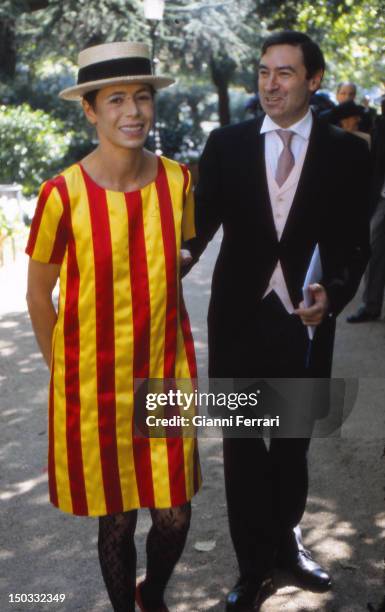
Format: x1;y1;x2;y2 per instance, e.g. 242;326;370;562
1;237;384;611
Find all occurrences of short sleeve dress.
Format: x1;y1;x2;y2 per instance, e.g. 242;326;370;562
26;156;201;516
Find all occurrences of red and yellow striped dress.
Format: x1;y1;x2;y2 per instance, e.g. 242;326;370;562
26;156;201;516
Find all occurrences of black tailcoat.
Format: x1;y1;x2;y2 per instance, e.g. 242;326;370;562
188;115;371;378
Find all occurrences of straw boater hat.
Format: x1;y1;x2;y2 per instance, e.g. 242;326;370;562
59;41;175;101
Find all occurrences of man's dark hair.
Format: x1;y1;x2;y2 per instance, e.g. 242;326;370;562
261;30;325;79
82;85;156;109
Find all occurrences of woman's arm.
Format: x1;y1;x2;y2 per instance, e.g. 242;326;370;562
26;259;60;367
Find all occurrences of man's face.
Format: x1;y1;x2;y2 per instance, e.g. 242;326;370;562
258;44;323;128
336;84;356;104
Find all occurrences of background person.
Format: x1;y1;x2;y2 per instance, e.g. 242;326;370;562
335;81;374;133
336;81;357;104
26;41;200;612
327;100;371;147
348;113;385;322
310;90;335;116
360;94;378;133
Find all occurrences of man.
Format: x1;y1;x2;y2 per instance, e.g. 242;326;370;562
335;82;375;133
186;31;370;609
347;111;385;322
336;81;357;104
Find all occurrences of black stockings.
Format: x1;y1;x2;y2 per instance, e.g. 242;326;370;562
141;504;191;608
98;510;138;612
98;503;191;611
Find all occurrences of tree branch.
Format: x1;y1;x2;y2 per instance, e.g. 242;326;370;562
26;0;50;11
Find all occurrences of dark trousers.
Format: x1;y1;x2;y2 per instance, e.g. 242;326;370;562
213;292;318;579
363;196;385;315
223;436;311;580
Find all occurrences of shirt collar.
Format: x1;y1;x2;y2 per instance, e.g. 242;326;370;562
260;109;313;140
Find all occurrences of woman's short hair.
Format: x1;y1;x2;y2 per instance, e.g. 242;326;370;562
83;90;98;108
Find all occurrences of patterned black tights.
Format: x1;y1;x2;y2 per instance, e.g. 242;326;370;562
98;503;191;611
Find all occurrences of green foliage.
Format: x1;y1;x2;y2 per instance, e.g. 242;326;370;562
295;0;385;90
14;0;146;63
157;82;217;159
156;1;266;125
0;202;26;247
0;58;95;169
0;207;13;237
0;0;384;178
159;0;265;80
157;84;251;159
256;0;348;30
0;103;71;195
300;0;385;88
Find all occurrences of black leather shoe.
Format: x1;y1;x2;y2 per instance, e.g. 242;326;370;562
281;547;332;590
347;307;380;323
276;526;332;591
225;576;274;611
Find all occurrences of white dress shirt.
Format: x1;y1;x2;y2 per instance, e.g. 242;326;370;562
260;110;313;312
260;109;313;175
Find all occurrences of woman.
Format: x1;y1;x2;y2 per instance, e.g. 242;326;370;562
26;41;201;612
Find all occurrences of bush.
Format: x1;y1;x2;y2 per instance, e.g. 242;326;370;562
0;103;71;196
156;83;217;161
0;61;95;171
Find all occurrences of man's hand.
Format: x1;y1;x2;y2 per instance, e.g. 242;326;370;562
294;283;329;327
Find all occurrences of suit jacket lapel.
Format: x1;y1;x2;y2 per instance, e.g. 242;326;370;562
243;117;278;244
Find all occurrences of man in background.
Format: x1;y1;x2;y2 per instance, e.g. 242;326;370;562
336;81;357;104
348;104;385;322
336;81;376;132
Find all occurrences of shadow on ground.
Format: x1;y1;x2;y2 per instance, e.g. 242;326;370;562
1;236;384;611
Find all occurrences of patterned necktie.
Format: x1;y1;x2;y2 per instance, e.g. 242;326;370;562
275;129;295;187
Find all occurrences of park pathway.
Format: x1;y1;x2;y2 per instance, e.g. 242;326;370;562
0;237;384;612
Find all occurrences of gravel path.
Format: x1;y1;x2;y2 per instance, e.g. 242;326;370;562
1;243;384;611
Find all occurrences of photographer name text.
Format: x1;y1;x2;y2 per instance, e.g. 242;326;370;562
146;415;280;428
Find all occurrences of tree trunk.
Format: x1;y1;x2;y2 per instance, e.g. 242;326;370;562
0;18;16;78
0;0;49;79
216;82;231;126
210;54;236;127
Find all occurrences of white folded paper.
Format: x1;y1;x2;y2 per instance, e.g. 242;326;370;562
302;244;322;340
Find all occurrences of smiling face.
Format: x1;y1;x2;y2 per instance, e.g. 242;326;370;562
82;83;154;150
258;44;323;127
